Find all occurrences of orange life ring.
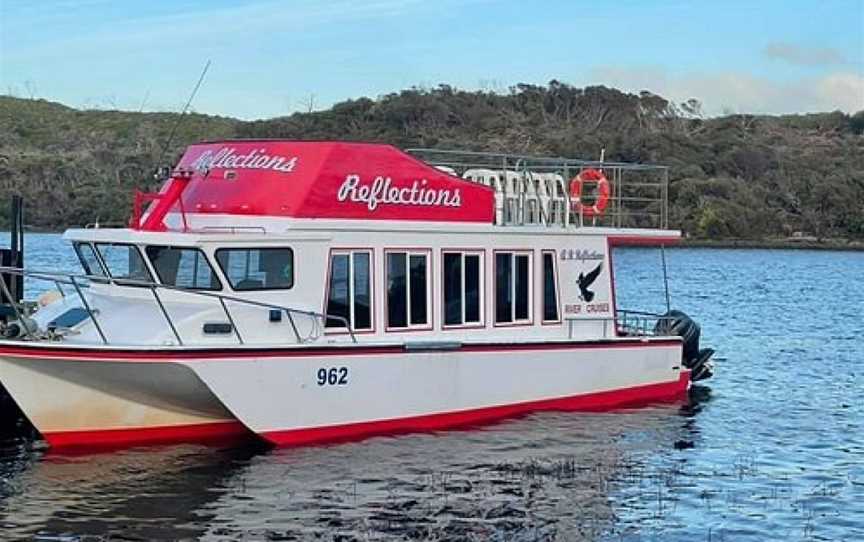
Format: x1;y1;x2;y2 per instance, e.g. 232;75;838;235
569;169;611;218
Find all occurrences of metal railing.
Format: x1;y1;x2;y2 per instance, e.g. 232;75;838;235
0;266;356;346
615;309;677;337
565;309;677;340
407;148;670;230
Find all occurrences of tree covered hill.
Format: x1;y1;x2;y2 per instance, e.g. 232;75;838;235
1;83;862;239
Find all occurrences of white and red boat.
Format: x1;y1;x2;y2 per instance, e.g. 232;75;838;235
0;141;714;450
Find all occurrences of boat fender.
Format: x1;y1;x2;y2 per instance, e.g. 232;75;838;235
569;169;611;218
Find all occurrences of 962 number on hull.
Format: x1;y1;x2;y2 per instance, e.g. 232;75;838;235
317;367;348;386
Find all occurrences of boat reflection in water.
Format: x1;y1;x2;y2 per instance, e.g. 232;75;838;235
1;393;706;540
0;441;262;540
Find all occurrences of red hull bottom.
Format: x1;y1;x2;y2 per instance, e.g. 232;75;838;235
42;420;250;451
262;371;692;446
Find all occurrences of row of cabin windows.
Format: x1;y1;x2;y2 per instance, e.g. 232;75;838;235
73;243;294;292
324;249;560;331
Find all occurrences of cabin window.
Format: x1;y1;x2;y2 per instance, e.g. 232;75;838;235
386;250;430;329
145;246;221;290
542;251;560;322
324;250;373;331
73;242;106;278
443;251;483;327
495;251;532;324
94;243;153;283
215;248;294;291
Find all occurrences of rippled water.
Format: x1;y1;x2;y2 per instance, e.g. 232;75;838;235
1;235;862;541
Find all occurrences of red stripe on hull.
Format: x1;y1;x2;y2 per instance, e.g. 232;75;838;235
42;420;250;451
262;371;691;447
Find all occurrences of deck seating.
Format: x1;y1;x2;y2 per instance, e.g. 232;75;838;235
502;171;524;224
461;169;572;226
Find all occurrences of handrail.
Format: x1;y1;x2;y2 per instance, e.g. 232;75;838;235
406;148;669;171
0;266;356;345
565;309;677;340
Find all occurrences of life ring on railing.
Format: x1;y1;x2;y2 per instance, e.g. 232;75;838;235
569;169;611;218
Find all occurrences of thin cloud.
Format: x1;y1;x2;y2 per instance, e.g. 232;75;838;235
763;42;848;67
592;66;864;115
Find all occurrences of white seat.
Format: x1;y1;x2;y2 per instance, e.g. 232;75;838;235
502;171;524;224
462;168;496;187
531;173;552;225
547;174;568;225
523;172;543;224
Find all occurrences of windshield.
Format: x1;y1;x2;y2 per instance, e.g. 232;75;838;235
73;242;106;278
146;246;222;290
94;243;153;283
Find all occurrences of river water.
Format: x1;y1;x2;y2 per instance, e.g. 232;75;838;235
0;235;861;541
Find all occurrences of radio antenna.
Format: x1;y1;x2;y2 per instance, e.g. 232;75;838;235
152;60;212;178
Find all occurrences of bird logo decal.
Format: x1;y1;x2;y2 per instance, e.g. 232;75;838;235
576;262;603;302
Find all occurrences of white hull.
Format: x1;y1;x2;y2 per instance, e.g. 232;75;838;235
188;338;688;445
0;338;688;448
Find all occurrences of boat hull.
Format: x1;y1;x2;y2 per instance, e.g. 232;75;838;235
0;338;687;449
0;349;246;449
187;338;689;446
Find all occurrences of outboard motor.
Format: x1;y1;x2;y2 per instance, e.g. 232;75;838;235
655;310;714;381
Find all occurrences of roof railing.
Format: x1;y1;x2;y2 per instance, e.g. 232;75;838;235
408;148;670;230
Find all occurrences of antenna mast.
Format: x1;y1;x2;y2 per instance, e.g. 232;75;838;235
152;60;212;177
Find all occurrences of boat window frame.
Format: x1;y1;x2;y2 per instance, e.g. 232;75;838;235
541;250;562;324
384;248;433;332
93;242;154;286
440;249;485;330
493;249;534;327
72;242;108;280
322;248;375;334
145;245;223;291
214;247;295;292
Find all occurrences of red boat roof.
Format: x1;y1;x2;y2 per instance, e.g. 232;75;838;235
142;141;495;230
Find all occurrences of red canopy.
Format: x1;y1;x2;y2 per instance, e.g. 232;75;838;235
140;141;495;231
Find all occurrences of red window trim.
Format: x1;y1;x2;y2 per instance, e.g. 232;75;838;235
492;249;534;328
540;249;562;325
440;248;487;331
322;247;376;336
383;248;434;332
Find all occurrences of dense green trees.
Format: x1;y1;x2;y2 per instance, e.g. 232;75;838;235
1;83;861;240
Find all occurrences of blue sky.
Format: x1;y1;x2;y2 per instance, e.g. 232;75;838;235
1;0;862;119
